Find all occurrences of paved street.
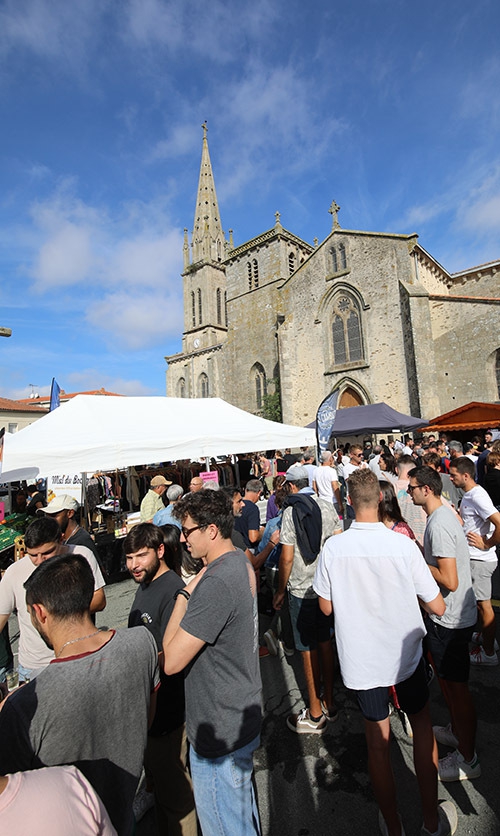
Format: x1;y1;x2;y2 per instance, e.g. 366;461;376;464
7;574;500;835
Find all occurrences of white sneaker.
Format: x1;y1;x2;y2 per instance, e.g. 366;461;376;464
286;707;326;734
470;646;498;666
263;629;278;656
421;800;458;835
438;749;481;782
433;723;458;748
471;632;499;651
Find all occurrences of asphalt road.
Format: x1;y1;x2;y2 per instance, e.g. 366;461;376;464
7;575;500;836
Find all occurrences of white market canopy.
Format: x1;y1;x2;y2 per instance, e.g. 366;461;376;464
1;395;315;478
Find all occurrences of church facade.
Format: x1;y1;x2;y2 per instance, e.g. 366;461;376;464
166;127;500;426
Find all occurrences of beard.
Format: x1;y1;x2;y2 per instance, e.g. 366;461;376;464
132;556;161;585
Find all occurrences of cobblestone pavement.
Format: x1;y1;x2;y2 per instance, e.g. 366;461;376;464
8;575;500;836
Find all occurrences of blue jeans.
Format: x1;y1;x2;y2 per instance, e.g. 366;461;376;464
189;735;261;836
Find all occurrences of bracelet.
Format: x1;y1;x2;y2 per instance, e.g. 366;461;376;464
174;588;191;602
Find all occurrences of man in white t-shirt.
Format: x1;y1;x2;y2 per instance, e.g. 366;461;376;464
312;451;343;514
402;435;415;456
450;457;500;665
314;468;456;836
0;517;106;682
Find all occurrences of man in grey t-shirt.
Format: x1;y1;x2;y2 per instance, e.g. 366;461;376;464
409;466;480;784
163;491;262;836
0;553;159;836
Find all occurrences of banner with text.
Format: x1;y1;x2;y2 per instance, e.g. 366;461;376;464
47;474;83;505
316;390;339;453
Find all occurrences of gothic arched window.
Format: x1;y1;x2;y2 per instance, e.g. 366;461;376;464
247;262;252;289
224;291;228;326
251;363;267;411
177;377;186;398
288;252;295;275
216;288;222;325
339;242;347;270
331;293;364;366
198;373;209;398
330;247;338;273
197;288;202;325
191;291;196;327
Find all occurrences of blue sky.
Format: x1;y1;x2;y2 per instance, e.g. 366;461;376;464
1;0;499;399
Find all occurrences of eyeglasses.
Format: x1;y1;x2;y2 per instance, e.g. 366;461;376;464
406;484;422;493
181;525;202;539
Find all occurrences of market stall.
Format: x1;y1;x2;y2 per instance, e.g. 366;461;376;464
307;401;428;438
1;395;315;578
422;401;500;435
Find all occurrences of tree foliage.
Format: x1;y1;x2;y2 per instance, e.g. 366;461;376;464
262;378;282;423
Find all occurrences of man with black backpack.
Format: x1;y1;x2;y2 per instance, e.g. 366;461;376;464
273;466;342;733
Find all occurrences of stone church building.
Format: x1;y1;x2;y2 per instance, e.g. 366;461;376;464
166;126;500;427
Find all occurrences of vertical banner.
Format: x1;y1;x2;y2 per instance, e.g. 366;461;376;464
316;390;339;453
49;378;61;412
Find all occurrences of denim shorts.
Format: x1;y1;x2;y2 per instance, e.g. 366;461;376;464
288;593;333;652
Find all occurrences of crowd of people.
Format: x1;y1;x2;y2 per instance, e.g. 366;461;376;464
0;430;499;836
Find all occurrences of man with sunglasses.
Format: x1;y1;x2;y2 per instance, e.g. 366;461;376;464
408;466;479;784
163;490;262;836
342;444;366;529
0;516;105;683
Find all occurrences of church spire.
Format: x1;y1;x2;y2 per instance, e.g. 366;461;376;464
191;122;225;264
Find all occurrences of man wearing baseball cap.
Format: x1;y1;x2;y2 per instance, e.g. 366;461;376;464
43;494;99;561
140;475;172;523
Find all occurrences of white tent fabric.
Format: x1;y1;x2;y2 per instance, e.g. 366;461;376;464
1;395;315;478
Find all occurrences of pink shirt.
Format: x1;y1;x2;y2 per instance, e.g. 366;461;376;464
0;766;116;835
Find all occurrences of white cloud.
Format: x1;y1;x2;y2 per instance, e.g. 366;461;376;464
28;184;184;291
105;230;182;288
35;223;94;287
202;61;348;203
23;180;184;347
7;384;51;400
86;290;183;350
65;369;156;396
122;0;276;63
0;0;102;74
459;58;500;124
148;122;200;162
458;163;500;234
124;0;183;49
465;195;500;232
